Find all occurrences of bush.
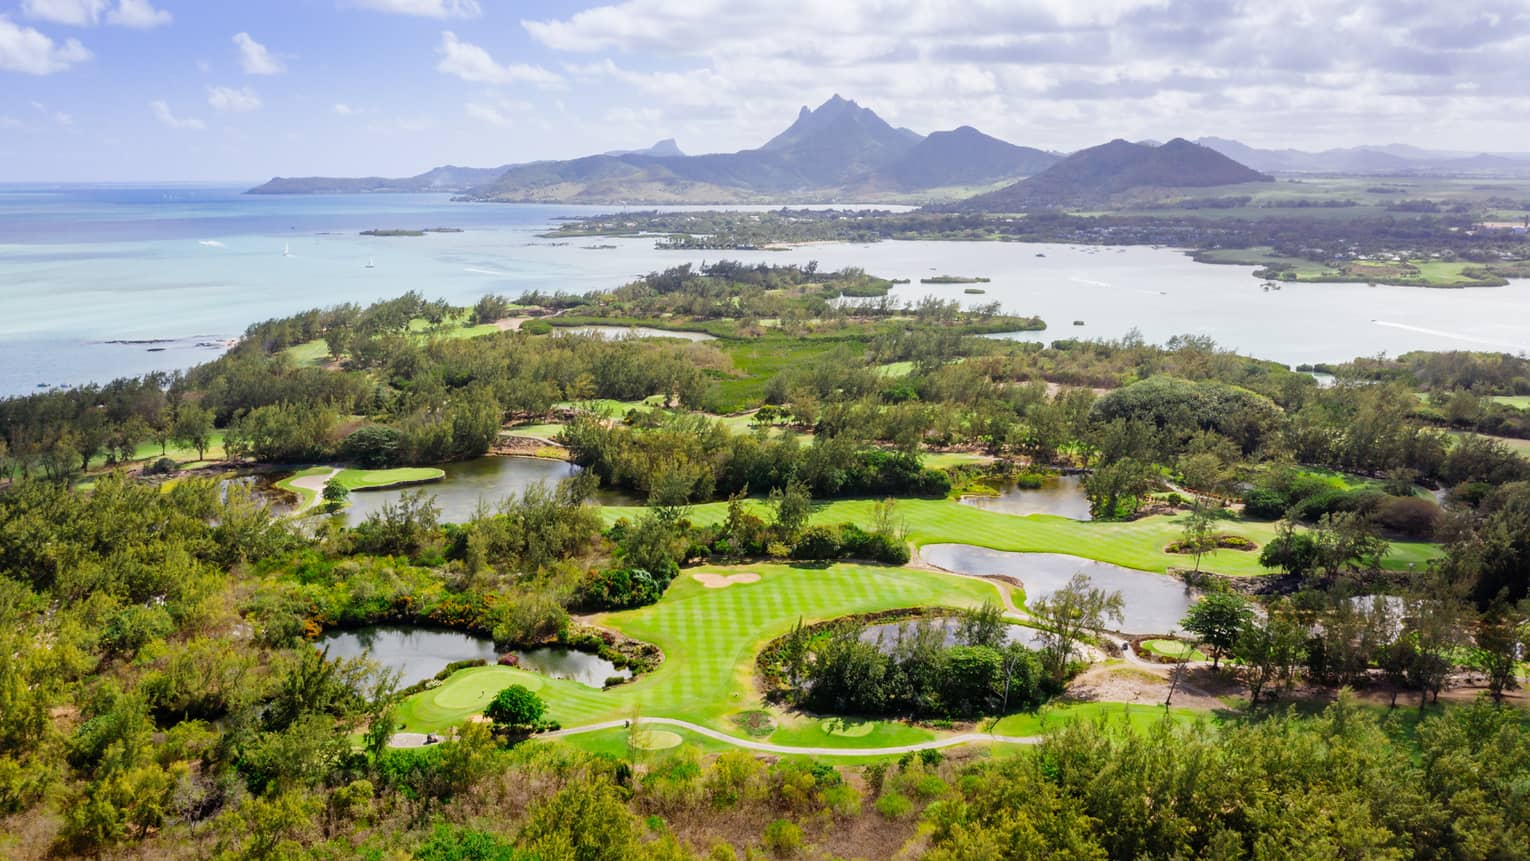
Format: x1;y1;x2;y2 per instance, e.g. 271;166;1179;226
790;525;842;560
1373;495;1442;538
875;791;913;819
484;685;546;730
1242;487;1288;520
145;457;177;475
762;819;803;857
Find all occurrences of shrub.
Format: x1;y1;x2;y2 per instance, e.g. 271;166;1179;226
790;525;842;560
1373;495;1442;538
1242;487;1288;520
484;685;546;730
874;791;913;819
762;819;803;857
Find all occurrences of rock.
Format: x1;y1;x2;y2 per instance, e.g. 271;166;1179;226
497;653;520;667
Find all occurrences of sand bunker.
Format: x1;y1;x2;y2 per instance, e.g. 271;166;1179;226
692;572;761;589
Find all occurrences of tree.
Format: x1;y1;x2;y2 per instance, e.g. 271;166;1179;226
1259;520;1320;577
770;478;812;541
484;684;546;731
1030;574;1125;681
1083;457;1157;520
1179;502;1218;575
1232;606;1306;708
172;404;215;461
322;479;349;512
1472;602;1527;704
1180;592;1252;669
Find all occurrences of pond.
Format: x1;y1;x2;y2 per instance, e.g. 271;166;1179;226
315;625;629;688
921;544;1197;635
860;616;1046;650
340;456;634;525
566;325;715;341
959;473;1092;520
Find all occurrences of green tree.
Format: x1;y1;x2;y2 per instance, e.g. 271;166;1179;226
484;685;545;730
171;403;215;461
770;478;812;541
322;478;349;512
1030;574;1125;681
1083;457;1157;520
1180;592;1252;669
1179;502;1218;575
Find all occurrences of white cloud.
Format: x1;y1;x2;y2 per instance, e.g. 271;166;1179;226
436;31;562;87
149;99;205;130
465;102;513;127
0;15;92;75
106;0;171;29
21;0;107;26
0;115;23;129
233;32;284;75
207;85;262;112
349;0;481;18
333;103;359;115
22;0;170;28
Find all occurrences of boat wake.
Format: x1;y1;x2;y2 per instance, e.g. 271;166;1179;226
198;240;225;248
463;267;510;276
1371;320;1524;350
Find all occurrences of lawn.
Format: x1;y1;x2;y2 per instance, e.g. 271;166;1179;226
1489;396;1530;410
394;562;1004;739
989;701;1207;736
334;467;444;491
1140;639;1209;661
598;497;1443;577
274;466;333;510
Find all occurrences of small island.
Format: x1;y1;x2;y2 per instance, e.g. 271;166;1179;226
921;275;992;284
360;227;465;237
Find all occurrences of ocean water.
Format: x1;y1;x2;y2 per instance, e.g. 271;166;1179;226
2;184;1528;396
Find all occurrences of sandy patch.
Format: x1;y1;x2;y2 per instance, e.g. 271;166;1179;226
493;317;524;331
692;572;761;589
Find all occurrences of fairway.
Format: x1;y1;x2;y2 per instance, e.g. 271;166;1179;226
394;562;1005;741
335;467;444;490
599;497;1443;576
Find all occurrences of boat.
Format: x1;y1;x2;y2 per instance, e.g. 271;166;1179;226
365;256;375;269
283;242;291;257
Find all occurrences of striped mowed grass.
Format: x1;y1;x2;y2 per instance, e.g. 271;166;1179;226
395;561;1004;736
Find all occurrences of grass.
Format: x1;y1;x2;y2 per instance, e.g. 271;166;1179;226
600;497;1443;577
506;422;566;439
394;562;1004;740
990;701;1207;736
921;451;995;469
875;361;915;378
334;467;444;491
1489;396;1530;410
768;715;934;749
1140;639;1209;661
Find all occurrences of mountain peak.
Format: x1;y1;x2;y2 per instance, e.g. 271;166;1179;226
758;94;921;154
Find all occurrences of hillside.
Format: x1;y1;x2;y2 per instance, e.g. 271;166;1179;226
955;138;1273;211
1198;137;1530;175
874;126;1058;190
250;164;514;195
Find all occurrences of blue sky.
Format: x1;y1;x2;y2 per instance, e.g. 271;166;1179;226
3;0;1528;182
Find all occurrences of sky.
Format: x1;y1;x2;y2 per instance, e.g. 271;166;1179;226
2;0;1528;182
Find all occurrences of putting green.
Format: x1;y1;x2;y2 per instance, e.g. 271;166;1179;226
1141;639;1208;662
630;729;683;751
821;718;875;738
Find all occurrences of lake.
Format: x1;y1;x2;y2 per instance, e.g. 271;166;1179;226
921;544;1197;635
959;473;1092;520
4;184;1529;395
339;456;581;526
860;616;1046;650
315;625;628;688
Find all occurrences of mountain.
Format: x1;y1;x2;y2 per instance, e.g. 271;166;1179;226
252;96;1058;202
956;138;1272;211
250;164;513;194
1197;138;1530;175
874;126;1058;190
603;139;685;158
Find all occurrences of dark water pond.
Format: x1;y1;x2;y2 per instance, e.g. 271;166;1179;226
921;544;1196;635
860;617;1046;650
315;625;628;688
340;456;635;525
959;473;1092;520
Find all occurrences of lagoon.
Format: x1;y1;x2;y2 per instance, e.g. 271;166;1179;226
340;456;580;526
959;473;1092;520
5;185;1530;395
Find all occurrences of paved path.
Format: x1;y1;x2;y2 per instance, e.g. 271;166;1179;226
538;717;1040;756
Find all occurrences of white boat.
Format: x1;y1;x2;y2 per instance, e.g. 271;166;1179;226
283;242;291;257
365;256;375;269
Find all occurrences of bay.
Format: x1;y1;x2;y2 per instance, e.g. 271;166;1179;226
3;183;1527;396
